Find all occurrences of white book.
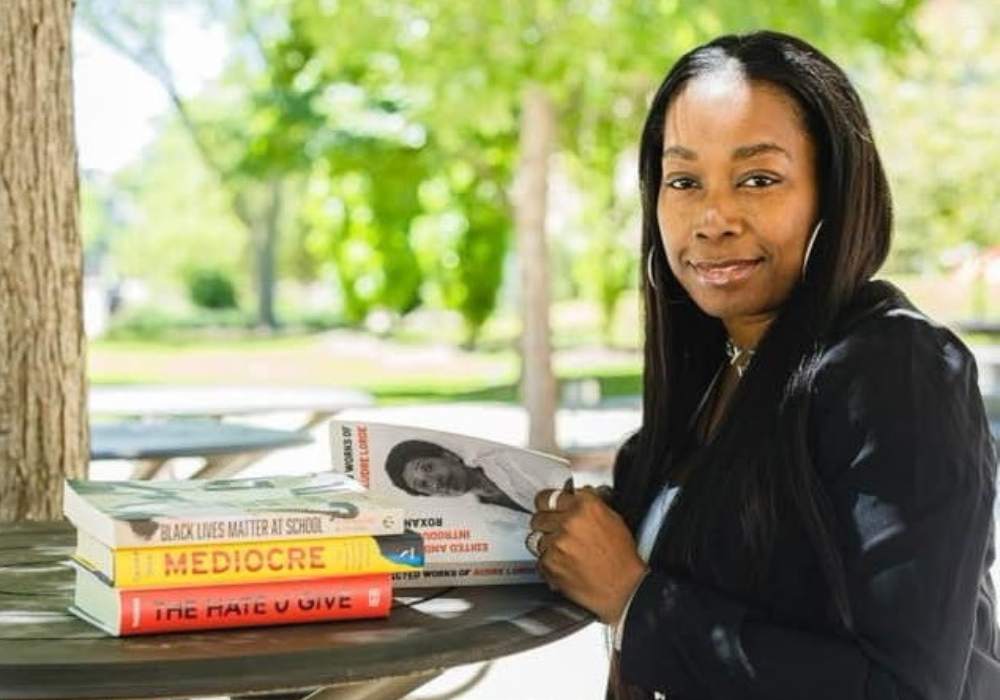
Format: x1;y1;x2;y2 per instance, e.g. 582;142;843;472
329;419;573;587
63;471;406;548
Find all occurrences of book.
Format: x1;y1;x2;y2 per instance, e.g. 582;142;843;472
73;527;424;588
63;471;406;548
391;560;543;587
70;564;392;636
328;419;574;587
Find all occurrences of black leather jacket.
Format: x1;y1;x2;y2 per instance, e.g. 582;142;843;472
614;283;1000;699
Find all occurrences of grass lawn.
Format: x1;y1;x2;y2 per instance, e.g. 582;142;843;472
87;274;996;406
88;302;644;405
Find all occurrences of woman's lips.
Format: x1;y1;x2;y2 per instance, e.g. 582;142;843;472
688;259;761;286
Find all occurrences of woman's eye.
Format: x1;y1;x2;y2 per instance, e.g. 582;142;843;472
663;176;698;190
741;174;778;188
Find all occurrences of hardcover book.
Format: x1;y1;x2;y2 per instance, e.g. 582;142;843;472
73;528;424;588
328;419;573;587
63;471;406;548
70;564;392;636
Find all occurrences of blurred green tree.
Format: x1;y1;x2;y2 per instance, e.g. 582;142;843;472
861;0;1000;318
77;0;310;330
79;0;924;450
283;0;923;450
109;124;247;306
263;21;516;343
299;138;427;327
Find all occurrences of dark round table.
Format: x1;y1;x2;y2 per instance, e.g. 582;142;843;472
0;521;594;700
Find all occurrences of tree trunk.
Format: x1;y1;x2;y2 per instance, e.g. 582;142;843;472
0;0;87;521
234;182;282;331
255;177;283;330
515;85;558;454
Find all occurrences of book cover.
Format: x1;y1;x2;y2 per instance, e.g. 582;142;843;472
63;471;405;548
70;564;393;636
328;419;573;587
74;528;424;588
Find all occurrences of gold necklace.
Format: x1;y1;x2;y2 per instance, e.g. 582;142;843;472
724;338;756;378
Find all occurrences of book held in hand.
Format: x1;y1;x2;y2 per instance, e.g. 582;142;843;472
73;528;425;588
329;419;574;586
63;471;406;548
71;564;392;636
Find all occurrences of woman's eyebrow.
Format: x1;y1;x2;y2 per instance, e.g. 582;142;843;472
732;142;789;160
662;142;791;161
662;144;696;160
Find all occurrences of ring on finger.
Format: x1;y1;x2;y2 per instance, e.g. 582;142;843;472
525;530;544;558
546;489;562;512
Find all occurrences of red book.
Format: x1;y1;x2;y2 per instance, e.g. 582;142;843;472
70;564;393;636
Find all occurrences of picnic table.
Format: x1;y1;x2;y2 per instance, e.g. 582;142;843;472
89;385;374;479
90;384;375;429
90;418;314;479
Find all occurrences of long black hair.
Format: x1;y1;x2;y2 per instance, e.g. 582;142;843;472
617;30;893;632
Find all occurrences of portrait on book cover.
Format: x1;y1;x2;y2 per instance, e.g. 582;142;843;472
382;438;567;516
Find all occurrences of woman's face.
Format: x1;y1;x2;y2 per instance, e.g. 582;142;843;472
400;453;471;497
657;71;818;345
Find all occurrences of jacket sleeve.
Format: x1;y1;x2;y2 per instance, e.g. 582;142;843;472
619;318;997;699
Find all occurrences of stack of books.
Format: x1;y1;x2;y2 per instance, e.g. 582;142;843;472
62;472;424;636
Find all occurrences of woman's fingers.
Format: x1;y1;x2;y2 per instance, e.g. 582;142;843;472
533;494;646;622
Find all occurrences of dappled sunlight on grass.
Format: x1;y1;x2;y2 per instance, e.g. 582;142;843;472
88;300;644;403
89;329;522;394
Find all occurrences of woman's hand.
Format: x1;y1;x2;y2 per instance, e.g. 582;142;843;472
531;486;648;624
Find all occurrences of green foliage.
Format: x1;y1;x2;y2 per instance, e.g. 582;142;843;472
109;124;247;292
80;175;113;250
102;307;254;342
860;0;1000;280
79;0;926;344
411;151;515;347
77;0;315;329
270;13;517;338
453;206;510;348
185;267;239;310
301;141;426;324
284;0;921;343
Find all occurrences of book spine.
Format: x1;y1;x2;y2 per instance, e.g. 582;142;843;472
109;531;424;588
106;509;404;548
62;480;405;549
393;561;542;588
110;574;392;635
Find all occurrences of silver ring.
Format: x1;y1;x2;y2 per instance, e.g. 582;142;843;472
525;530;544;558
546;489;562;512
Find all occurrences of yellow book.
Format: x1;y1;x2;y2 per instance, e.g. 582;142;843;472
73;527;423;588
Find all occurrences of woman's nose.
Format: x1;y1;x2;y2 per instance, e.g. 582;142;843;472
694;192;741;239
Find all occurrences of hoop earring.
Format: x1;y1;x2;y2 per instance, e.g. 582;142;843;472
802;219;823;279
646;249;659;291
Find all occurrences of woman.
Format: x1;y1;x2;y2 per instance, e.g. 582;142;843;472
529;30;999;699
